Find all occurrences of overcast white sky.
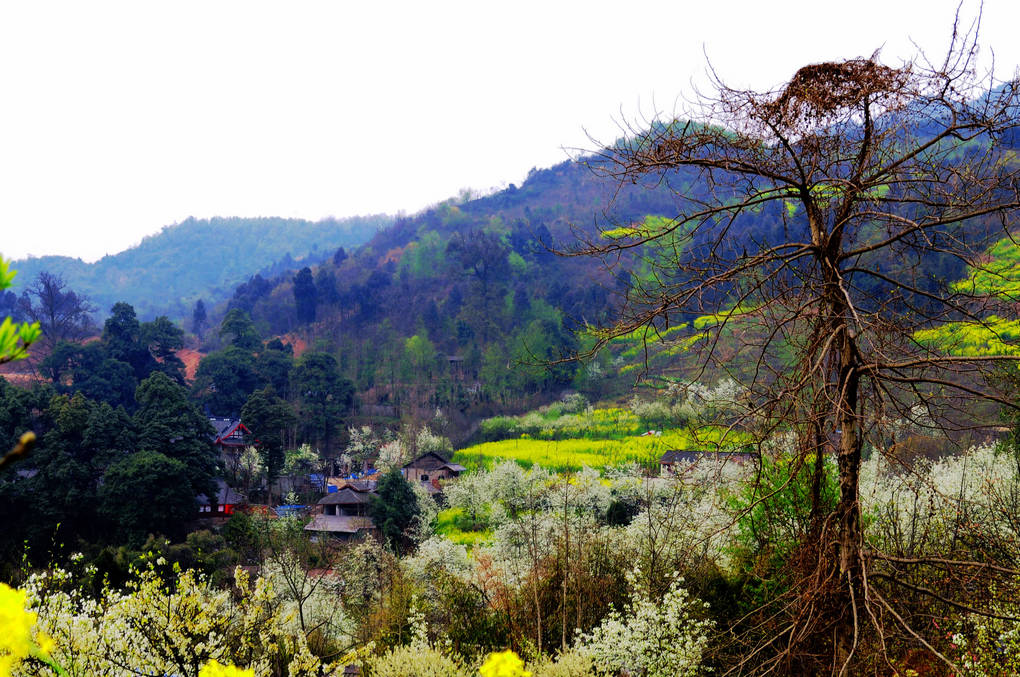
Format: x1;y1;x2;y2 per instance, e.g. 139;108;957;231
2;0;1018;262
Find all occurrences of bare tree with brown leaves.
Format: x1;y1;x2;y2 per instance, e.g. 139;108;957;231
569;15;1020;675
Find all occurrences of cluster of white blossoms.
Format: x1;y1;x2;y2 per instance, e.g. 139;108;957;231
575;568;713;677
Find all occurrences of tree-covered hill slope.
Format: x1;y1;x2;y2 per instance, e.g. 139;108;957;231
7;214;391;320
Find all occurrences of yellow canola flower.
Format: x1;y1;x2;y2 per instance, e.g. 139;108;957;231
199;659;255;677
479;650;531;677
0;583;37;674
35;633;55;657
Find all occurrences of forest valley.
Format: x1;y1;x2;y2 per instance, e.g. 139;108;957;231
6;29;1020;677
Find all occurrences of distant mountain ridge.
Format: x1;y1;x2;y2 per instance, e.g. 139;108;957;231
9;215;392;320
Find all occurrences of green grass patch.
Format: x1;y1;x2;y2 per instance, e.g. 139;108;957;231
435;508;493;546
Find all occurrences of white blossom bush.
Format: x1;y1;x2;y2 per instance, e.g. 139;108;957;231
345;425;389;470
409;479;441;544
261;550;355;644
376;438;409;471
605;458;743;576
575;568;713;677
861;443;1020;559
486;461;553;521
416;426;454;457
566;466;612;517
19;562;362;677
622;483;735;578
283;443;321;475
629;396;674;426
443;470;495;529
482;511;565;586
668;378;747;426
404;537;473;585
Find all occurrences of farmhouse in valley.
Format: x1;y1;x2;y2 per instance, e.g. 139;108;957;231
400;451;466;493
304;482;376;539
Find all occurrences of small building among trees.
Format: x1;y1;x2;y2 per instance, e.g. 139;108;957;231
197;479;247;516
401;451;466;492
304;485;376;539
209;418;251;452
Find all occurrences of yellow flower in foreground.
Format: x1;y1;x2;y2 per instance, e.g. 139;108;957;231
479;650;531;677
0;583;36;665
199;659;255;677
35;633;54;657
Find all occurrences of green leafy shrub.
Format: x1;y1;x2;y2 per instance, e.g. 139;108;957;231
726;445;838;587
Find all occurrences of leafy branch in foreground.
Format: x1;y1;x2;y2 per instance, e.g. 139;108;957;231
0;257;40;366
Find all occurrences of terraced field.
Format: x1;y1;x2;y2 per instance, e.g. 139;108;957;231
453;406;740;472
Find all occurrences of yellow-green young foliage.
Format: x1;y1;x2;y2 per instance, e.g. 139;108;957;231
600;214;674;240
0;257;40;364
368;643;471;677
783;182;889;217
606;325;709;371
595;300;748;377
692;303;758;331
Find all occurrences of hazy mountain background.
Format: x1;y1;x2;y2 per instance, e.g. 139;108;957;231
7;214;392;319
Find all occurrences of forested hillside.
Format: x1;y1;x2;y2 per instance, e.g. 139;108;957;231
205;160;683;415
6;215;391;320
212;130;1000;420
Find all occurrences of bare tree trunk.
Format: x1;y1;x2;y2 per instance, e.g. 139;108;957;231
808;417;827;538
834;317;863;671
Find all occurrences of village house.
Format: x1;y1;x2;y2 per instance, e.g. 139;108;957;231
197;479;247;516
401;452;467;483
304;483;377;540
210;417;251;453
210;417;255;482
400;451;466;494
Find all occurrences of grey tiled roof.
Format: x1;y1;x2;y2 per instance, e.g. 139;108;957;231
197;479;246;505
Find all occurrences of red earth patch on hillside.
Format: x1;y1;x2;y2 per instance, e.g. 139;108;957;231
0;370;44;387
278;334;308;358
177;348;205;382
